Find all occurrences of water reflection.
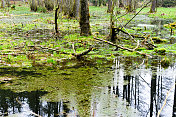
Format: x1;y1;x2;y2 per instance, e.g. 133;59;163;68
0;90;78;117
0;56;175;117
173;79;176;117
129;15;174;39
111;57;176;117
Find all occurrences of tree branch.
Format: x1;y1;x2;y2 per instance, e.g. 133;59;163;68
93;37;152;58
133;40;140;51
123;1;151;27
72;47;93;59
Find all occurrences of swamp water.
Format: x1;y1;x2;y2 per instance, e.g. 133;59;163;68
129;15;174;39
0;56;175;117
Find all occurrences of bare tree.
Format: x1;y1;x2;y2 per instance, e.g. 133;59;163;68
80;0;91;36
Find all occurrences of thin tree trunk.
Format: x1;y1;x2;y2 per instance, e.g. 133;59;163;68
30;0;37;11
44;0;54;11
55;5;59;34
72;0;80;18
107;0;112;13
80;0;91;36
6;0;10;7
133;0;137;13
150;0;157;13
1;0;5;8
119;0;124;7
92;0;98;6
126;0;133;12
75;0;80;17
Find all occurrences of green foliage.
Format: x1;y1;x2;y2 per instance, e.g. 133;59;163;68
37;6;47;13
0;45;3;50
152;37;168;43
47;58;57;65
137;7;176;19
164;22;176;30
10;6;31;15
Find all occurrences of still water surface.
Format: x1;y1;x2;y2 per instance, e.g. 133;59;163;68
0;56;175;117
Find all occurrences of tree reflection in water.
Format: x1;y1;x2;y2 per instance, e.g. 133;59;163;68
173;78;176;117
111;57;176;117
0;90;79;117
0;56;175;117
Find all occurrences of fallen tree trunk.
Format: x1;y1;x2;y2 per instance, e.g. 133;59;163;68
93;37;152;58
72;47;93;59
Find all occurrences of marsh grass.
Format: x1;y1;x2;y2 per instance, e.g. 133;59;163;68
0;5;176;67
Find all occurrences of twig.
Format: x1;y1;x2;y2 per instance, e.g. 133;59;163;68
123;1;151;27
133;40;140;51
16;97;23;105
138;74;150;87
116;19;137;43
135;59;145;68
157;84;175;117
72;43;76;54
115;0;151;21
